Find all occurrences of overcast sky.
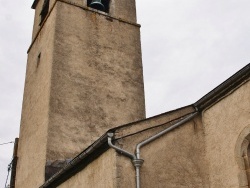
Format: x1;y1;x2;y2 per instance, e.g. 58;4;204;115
1;0;250;186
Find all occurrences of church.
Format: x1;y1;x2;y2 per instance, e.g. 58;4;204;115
12;0;250;187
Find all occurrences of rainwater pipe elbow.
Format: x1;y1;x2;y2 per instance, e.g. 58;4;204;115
108;133;143;188
107;133;136;160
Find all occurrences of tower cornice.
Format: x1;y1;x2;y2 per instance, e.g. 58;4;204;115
28;0;141;54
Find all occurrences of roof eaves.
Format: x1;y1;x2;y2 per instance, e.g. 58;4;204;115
194;63;250;111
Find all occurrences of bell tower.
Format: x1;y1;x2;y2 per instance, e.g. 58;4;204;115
16;0;145;187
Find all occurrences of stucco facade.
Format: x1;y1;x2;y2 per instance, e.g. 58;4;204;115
203;80;250;187
114;112;208;188
58;149;117;188
14;0;250;187
15;6;57;187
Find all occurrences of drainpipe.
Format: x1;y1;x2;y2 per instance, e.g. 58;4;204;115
108;112;198;188
108;134;144;188
108;134;135;160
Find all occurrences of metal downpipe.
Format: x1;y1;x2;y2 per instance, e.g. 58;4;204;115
132;159;144;188
136;167;140;188
108;133;143;188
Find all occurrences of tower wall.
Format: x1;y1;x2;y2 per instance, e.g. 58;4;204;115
47;1;145;160
16;0;145;187
16;7;57;188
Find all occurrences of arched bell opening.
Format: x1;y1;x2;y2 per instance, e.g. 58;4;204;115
87;0;110;13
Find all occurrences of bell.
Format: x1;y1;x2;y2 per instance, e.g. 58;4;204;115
89;0;105;11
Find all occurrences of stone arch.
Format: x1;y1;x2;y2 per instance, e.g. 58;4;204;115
235;124;250;187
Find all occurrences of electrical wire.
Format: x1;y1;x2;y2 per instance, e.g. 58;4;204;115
0;141;14;146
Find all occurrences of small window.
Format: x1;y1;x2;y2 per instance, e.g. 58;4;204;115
87;0;110;13
37;53;41;67
40;0;50;26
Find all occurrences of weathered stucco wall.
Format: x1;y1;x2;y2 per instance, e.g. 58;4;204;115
16;7;57;188
203;80;250;188
58;149;117;188
115;80;250;188
139;118;208;188
110;107;208;188
46;1;145;161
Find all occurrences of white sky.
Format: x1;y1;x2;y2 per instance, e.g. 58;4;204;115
0;0;250;186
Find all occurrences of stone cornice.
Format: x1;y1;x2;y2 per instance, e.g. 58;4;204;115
28;0;141;53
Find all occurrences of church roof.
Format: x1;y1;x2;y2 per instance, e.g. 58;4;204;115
40;63;250;188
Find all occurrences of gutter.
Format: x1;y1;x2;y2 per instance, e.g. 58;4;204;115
108;112;198;188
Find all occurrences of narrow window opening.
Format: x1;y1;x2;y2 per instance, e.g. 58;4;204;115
37;53;41;67
40;0;50;26
87;0;110;13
